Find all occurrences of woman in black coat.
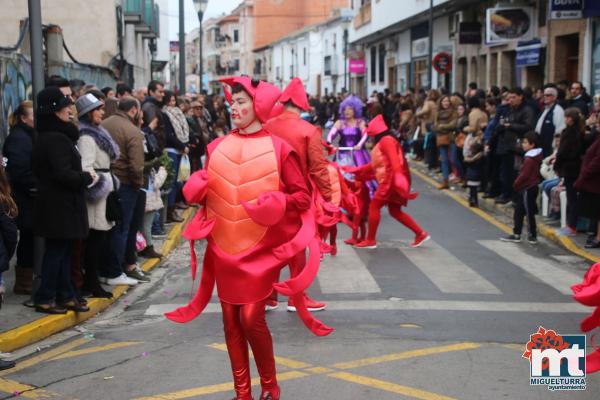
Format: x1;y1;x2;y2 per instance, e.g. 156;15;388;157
32;87;94;314
554;107;585;234
3;101;36;294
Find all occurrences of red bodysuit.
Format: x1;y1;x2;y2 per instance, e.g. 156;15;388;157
165;77;332;400
344;115;428;248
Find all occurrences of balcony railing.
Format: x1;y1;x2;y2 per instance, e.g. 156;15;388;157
353;1;371;29
124;0;159;38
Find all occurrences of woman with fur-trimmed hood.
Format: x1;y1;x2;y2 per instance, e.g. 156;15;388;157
76;93;120;298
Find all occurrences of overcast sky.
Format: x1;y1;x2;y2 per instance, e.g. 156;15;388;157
167;0;243;40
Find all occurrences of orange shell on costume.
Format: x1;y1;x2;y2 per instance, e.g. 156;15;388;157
327;164;341;207
371;146;387;185
206;134;280;255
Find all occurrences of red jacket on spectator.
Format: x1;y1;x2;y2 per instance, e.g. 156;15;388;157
575;135;600;195
513;148;543;192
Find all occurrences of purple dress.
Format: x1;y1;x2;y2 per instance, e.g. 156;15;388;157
327;120;377;195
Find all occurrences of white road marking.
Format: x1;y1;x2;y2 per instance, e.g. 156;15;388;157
399;240;502;295
478;240;582;295
318;241;382;294
145;300;589;315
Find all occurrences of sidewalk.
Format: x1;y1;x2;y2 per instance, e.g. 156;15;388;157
409;160;600;264
0;208;194;352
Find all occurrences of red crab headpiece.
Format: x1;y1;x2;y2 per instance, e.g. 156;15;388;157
219;76;281;123
279;77;310;111
366;114;388;137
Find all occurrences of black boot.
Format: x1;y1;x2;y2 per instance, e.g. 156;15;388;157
0;359;15;371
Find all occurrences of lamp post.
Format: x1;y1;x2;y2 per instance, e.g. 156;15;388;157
193;0;209;94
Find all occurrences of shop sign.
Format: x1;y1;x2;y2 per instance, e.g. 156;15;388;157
459;22;482;45
169;41;179;52
349;59;366;74
516;39;542;67
486;7;534;45
550;0;583;19
412;38;429;58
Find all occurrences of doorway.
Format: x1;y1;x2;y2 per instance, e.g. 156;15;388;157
555;33;579;83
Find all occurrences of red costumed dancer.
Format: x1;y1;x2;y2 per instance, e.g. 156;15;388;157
318;142;360;256
264;77;332;312
165;77;333;400
572;262;600;373
343;115;430;249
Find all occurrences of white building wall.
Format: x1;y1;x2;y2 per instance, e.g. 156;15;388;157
0;0;119;66
349;0;451;43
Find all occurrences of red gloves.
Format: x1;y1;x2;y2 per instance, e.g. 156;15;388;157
242;191;287;226
183;170;209;204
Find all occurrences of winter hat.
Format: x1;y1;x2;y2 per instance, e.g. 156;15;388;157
219;76;281;123
280;77;309;111
37;86;73;115
366;114;388;137
76;93;104;118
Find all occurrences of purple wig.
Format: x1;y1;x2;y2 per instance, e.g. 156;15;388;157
338;95;364;120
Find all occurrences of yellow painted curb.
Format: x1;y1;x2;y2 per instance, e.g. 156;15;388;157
0;208;195;353
411;165;600;264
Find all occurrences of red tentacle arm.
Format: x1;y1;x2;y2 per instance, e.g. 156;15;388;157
273;237;320;296
290;291;334;336
164;256;216;323
242;191;287;227
183;170;209;205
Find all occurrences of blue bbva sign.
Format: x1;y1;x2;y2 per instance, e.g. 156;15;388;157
550;0;583;19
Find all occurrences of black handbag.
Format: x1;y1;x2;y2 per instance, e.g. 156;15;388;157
105;172;122;223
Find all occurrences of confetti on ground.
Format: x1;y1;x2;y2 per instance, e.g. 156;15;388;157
13;391;20;396
103;376;114;380
141;352;149;357
84;333;95;339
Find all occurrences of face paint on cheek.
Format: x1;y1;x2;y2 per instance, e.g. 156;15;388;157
241;109;249;116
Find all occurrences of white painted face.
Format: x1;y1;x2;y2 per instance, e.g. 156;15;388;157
231;89;255;129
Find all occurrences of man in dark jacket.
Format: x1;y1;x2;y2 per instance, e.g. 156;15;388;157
141;80;166;150
494;87;535;204
101;98;146;286
567;81;590;118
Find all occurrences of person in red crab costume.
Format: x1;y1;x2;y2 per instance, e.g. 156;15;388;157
572;262;600;373
342;114;430;249
263;77;332;313
318;141;360;256
164;76;333;400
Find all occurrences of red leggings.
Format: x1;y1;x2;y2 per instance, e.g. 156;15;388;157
367;199;423;241
221;300;279;399
319;225;338;246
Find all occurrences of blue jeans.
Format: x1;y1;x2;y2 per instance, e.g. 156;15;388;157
167;151;181;207
35;239;75;304
105;184;139;279
542;178;560;197
439;145;451;180
451;143;464;178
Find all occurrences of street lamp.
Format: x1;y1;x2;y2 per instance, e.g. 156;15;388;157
193;0;209;94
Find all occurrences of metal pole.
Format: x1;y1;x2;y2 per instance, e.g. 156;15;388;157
344;29;348;92
198;12;203;94
28;0;44;111
427;0;433;89
179;0;185;94
27;0;45;307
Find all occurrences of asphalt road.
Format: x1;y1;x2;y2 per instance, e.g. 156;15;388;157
1;174;598;400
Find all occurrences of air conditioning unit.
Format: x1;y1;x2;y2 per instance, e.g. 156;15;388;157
449;12;463;37
385;38;398;52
